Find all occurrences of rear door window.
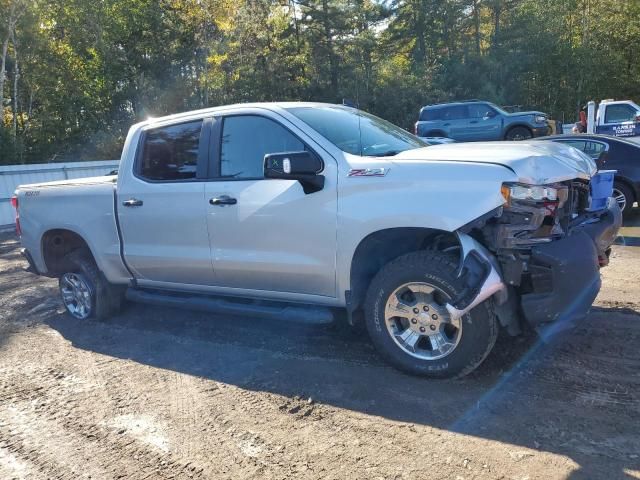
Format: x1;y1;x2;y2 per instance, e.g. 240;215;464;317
443;105;468;120
138;120;203;181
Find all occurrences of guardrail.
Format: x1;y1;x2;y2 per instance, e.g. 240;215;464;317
0;160;119;227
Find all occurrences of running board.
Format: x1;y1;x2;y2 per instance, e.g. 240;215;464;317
125;288;335;325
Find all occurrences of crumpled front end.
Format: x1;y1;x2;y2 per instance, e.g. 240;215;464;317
455;176;622;330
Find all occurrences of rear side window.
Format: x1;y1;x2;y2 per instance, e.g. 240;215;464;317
558;139;606;160
604;104;637;123
560;140;587;150
220;115;305;179
420;107;443;121
583;141;606;158
138;120;202;181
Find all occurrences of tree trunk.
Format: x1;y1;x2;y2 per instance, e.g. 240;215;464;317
10;27;19;142
0;1;15;106
321;0;338;93
414;0;427;66
473;0;481;55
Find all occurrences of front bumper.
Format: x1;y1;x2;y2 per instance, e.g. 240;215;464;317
531;125;550;137
520;200;622;326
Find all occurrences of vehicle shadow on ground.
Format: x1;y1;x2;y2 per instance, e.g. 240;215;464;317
44;301;640;479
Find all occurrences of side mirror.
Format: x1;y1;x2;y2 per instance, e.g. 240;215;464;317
484;110;497;119
264;151;325;194
596;150;608;169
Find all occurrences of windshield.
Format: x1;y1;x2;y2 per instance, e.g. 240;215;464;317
286;106;427;157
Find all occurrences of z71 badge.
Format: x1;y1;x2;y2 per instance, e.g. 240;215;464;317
347;168;388;177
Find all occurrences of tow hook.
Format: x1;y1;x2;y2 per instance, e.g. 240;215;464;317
446;232;507;320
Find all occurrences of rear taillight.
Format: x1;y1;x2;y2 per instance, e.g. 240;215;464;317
11;195;21;235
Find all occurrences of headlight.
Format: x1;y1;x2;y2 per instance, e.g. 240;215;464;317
501;183;558;204
534;115;546;124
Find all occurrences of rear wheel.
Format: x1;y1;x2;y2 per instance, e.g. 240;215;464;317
505;126;532;141
58;249;124;320
364;251;498;378
613;182;634;219
427;131;447;138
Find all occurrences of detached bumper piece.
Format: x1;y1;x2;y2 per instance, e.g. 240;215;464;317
521;231;600;326
520;200;621;327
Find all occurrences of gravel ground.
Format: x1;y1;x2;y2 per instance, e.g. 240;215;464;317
1;215;639;480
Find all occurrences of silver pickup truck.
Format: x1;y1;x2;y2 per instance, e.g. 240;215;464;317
12;102;622;378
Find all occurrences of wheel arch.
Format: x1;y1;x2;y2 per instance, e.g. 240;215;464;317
504;124;533;139
424;130;447;138
347;227;457;324
41;228;96;276
614;176;637;203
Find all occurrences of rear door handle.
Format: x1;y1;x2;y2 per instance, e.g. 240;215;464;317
470;120;478;124
122;198;143;207
442;123;450;126
210;195;237;206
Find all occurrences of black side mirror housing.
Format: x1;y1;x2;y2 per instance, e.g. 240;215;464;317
596;150;608;169
485;110;497;118
264;151;325;194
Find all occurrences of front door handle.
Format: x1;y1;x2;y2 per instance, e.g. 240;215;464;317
210;195;237;206
122;198;143;207
470;120;478;124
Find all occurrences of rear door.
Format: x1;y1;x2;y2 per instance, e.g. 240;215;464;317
117;118;216;286
204;109;338;298
444;105;471;140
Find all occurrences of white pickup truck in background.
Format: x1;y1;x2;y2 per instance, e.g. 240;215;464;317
12;102;622;378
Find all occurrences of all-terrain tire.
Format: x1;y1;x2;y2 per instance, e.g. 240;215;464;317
364;250;498;379
60;248;125;320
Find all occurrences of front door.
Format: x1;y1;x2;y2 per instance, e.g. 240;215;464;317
117;118;216;286
467;103;502;140
204;112;338;298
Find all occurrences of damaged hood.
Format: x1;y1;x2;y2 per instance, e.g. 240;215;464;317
392;141;597;184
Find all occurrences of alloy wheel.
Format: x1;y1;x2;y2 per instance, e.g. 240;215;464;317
384;282;462;360
60;272;93;319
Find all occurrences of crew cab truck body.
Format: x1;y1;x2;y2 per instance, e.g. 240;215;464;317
415;100;550;142
14;103;621;378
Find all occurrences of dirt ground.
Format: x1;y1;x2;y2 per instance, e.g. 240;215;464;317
1;215;640;480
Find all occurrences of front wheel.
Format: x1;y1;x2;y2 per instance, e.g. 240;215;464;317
364;251;498;378
505;126;532;141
